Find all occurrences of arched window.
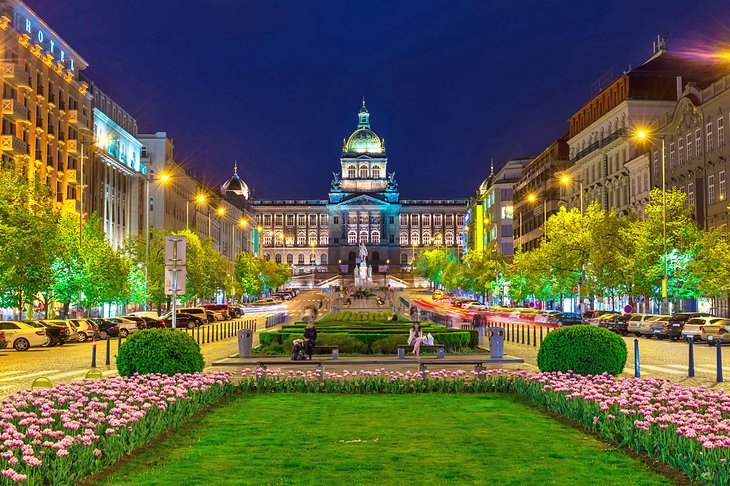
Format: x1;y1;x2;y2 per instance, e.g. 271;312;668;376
319;233;328;245
275;254;282;263
308;232;317;245
298;254;305;264
286;254;293;264
263;232;272;246
434;233;443;246
320;254;327;265
275;232;284;246
422;232;431;245
297;232;306;246
399;231;408;245
371;231;380;244
445;231;454;245
348;231;357;245
372;166;381;179
411;231;420;245
359;165;368;178
400;253;408;265
347;165;356;178
359;231;368;244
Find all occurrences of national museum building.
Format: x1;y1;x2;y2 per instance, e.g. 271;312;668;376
223;101;467;285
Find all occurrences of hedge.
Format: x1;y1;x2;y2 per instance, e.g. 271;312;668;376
116;329;205;376
536;325;627;376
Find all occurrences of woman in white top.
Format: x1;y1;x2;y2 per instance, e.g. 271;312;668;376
408;322;424;358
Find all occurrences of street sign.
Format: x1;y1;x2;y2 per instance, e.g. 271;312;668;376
164;266;187;295
164;236;187;266
624;304;633;314
638;296;645;304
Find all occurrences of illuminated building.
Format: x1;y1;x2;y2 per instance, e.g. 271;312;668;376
468;158;530;257
0;0;93;214
234;101;467;285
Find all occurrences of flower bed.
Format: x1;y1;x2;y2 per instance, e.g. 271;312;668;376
0;371;234;485
242;368;730;484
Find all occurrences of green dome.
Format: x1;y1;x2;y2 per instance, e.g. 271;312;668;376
346;128;382;154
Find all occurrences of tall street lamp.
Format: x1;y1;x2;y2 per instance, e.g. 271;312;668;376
636;129;669;314
559;175;586;313
309;241;316;288
144;170;171;311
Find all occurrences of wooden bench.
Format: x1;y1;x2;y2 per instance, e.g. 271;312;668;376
398;344;445;359
312;345;339;360
417;358;526;377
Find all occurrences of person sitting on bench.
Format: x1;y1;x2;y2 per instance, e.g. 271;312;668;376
408;322;424;358
303;322;317;359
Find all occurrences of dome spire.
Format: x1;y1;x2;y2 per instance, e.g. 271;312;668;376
233;159;238;176
357;98;370;129
489;158;494;176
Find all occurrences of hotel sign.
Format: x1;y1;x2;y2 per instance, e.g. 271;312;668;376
14;14;76;71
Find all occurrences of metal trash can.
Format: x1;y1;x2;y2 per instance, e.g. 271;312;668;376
488;327;504;358
238;329;253;358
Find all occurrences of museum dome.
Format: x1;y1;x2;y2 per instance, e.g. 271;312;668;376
221;161;250;199
343;98;384;154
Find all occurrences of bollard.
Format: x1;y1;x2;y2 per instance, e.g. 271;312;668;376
634;339;640;378
688;337;695;378
533;326;537;347
717;343;724;383
207;325;211;344
521;325;525;344
105;336;111;367
91;338;97;368
540;326;543;344
527;325;530;345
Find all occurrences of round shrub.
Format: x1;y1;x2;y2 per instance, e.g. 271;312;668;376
537;325;627;376
116;329;204;376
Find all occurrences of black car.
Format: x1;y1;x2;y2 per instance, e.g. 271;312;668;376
605;314;632;336
33;321;69;346
547;312;583;326
91;319;120;339
663;312;713;341
122;315;164;329
161;313;202;329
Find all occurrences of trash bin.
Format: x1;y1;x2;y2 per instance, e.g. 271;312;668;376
488;327;504;358
238;329;253;358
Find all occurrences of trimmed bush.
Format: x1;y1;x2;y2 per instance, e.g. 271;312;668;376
372;335;406;354
116;329;204;376
537;325;627;376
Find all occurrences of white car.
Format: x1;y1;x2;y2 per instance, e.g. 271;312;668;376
40;319;80;343
128;311;160;320
105;317;140;338
0;321;48;351
462;301;488;310
69;319;98;342
682;316;724;341
176;307;209;324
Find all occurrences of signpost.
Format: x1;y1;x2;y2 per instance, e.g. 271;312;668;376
164;236;186;329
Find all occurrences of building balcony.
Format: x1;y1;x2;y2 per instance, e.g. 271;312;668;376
1;134;28;155
67;110;89;129
2;99;30;122
62;198;78;214
66;139;78;154
47;125;56;138
47;93;56;107
0;63;30;89
570;128;627;164
67;169;77;183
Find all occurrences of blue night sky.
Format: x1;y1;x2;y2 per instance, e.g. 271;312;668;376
27;0;730;199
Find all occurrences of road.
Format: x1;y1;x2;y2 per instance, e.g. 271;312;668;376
400;289;730;387
0;291;325;397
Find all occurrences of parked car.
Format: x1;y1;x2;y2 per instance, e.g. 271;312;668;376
176;307;209;324
36;320;73;345
229;305;245;318
91;319;120;340
662;313;714;341
202;304;231;320
0;321;48;351
649;315;677;338
604;313;632;335
702;319;730;345
584;310;620;326
104;317;140;338
69;319;99;342
682;316;726;341
128;311;160;319
273;292;292;301
40;319;80;343
595;313;619;328
640;315;669;337
626;314;654;336
160;312;203;329
547;312;583;326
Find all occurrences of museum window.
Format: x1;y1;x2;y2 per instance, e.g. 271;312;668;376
286;254;293;264
308;232;317;245
263;214;272;226
320;254;327;265
422;232;431;245
285;214;294;226
669;142;675;169
434;214;443;226
275;254;281;263
359;231;368;244
399;231;408;245
400;253;408;265
263;232;272;246
297;214;306;226
359;165;368;178
411;231;419;245
309;214;317;226
348;231;357;245
274;214;283;226
297;232;306;246
678;138;684;165
320;214;328;225
298;254;305;265
422;214;431;226
696;128;702;156
372;166;381;179
275;232;284;246
707;122;714;153
445;232;454;245
686;133;693;159
445;214;454;226
709;175;716;204
720;171;726;200
389;216;394;224
333;216;339;224
310;253;316;264
456;214;465;225
347;165;356;178
434;233;443;245
411;214;419;225
719;117;725;147
399;214;408;226
389;234;395;243
688;182;695;207
320;233;328;245
371;231;380;244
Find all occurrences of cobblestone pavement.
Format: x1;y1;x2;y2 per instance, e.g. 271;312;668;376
0;291;326;397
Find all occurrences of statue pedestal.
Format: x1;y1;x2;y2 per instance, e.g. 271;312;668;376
354;262;373;288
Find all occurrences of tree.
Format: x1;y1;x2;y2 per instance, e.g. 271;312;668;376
0;164;57;317
51;214;83;317
234;251;264;296
412;246;450;287
689;228;730;311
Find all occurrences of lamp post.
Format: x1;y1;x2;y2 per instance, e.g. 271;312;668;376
411;242;417;269
309;241;316;288
216;207;225;254
559;175;587;312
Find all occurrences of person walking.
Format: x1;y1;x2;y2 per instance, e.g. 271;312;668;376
303;322;317;359
408;322;424;358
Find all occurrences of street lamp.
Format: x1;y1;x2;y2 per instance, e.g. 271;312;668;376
309;241;316;288
411;241;417;268
635;128;669;314
559;175;584;214
143;171;172;311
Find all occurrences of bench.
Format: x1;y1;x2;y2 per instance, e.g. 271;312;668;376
398;344;445;359
312;345;339;360
417;358;525;377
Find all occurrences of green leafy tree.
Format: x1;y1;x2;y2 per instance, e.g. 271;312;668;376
234;251;264;296
51;214;83;317
690;228;730;311
412;246;450;287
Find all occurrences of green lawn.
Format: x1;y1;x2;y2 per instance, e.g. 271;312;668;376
96;394;672;486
